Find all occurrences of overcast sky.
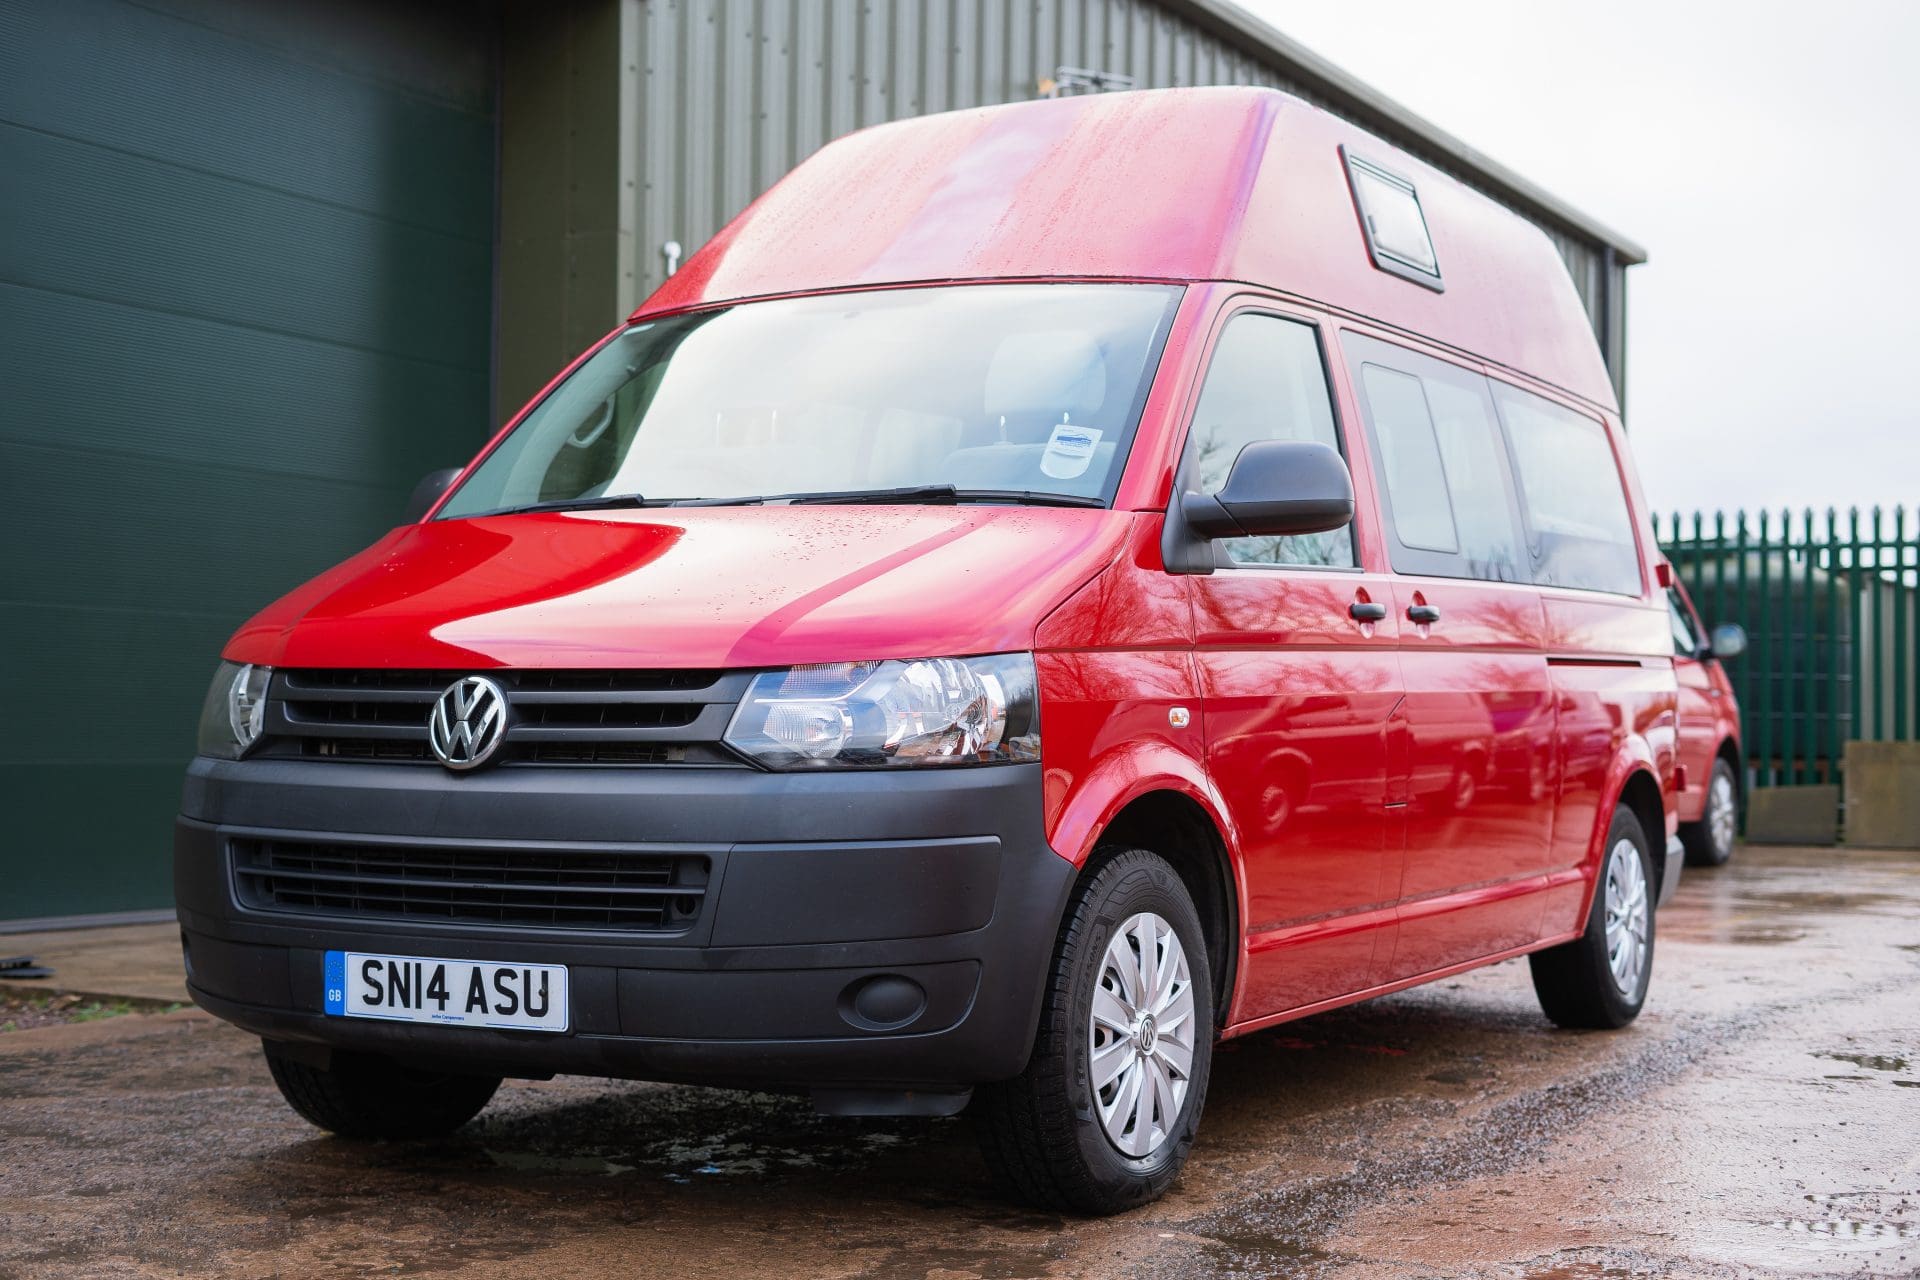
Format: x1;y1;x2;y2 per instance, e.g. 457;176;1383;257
1241;0;1919;525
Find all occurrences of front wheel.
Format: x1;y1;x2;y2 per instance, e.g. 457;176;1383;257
1529;806;1655;1029
975;847;1213;1215
263;1042;501;1139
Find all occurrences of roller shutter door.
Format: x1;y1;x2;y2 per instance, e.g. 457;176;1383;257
0;0;497;918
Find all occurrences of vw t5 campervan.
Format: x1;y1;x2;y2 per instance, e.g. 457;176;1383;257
178;87;1682;1213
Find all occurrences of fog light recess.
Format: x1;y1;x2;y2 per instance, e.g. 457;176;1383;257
839;974;928;1031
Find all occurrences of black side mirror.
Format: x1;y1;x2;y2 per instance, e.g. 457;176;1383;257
403;467;462;523
1707;622;1748;660
1180;440;1355;542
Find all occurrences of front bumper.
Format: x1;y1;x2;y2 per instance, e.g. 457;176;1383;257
175;757;1075;1096
1660;834;1685;907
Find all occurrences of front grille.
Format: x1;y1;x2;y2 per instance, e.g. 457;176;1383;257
232;837;709;932
256;668;753;768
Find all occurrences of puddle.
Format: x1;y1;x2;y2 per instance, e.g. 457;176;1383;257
1758;1192;1920;1254
1426;1060;1497;1086
1766;1217;1918;1251
1737;890;1903;915
1659;922;1807;946
470;1087;957;1186
1193;1227;1331;1276
1724;926;1808;945
480;1126;921;1183
644;1123;918;1181
486;1150;634;1177
1816;1050;1911;1073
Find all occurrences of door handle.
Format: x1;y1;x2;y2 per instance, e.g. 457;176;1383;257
1348;601;1387;622
1406;603;1442;624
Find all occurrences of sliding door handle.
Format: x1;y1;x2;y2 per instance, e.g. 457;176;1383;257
1406;603;1442;624
1348;601;1388;622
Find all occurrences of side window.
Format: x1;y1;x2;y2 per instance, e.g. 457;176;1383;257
1667;589;1701;657
1186;313;1354;568
1361;367;1457;552
1344;334;1528;582
1493;383;1644;596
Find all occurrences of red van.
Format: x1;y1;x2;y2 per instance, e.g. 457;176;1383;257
1667;581;1746;865
177;88;1684;1213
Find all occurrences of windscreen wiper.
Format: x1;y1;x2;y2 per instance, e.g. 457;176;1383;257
482;488;1107;514
954;489;1106;508
785;484;962;505
782;486;1104;508
479;493;659;517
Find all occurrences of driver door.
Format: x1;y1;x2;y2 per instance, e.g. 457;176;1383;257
1184;306;1404;1021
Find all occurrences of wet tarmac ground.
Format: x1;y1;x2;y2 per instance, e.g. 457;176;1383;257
2;843;1916;1279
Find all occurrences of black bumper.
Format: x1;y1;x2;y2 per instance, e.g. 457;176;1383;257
175;757;1075;1096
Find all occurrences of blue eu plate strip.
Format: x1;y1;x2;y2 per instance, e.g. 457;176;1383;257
323;950;346;1016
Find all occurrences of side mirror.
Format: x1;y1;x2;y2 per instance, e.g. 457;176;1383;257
1707;622;1748;660
403;467;462;523
1180;440;1355;541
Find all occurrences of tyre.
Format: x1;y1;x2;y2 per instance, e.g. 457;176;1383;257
1529;806;1655;1029
263;1041;500;1139
975;847;1213;1215
1680;757;1738;867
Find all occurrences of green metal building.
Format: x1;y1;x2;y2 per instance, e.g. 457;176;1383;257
0;0;1643;923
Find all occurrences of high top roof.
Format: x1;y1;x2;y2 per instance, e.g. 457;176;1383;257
639;87;1616;411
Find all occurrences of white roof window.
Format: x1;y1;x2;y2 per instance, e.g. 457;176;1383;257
1342;148;1443;291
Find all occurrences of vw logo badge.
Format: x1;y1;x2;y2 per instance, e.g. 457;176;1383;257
427;676;509;771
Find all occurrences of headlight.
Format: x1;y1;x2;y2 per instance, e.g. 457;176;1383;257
724;653;1040;770
196;662;272;759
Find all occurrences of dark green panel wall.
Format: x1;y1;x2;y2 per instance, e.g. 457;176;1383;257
0;0;499;919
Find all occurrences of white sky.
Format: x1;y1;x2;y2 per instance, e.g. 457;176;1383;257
1238;0;1920;523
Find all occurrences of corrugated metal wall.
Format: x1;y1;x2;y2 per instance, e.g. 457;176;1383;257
625;0;1616;372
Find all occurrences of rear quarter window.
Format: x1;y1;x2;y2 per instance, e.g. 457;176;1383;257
1493;384;1643;596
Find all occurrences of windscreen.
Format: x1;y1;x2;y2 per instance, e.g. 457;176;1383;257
438;283;1183;516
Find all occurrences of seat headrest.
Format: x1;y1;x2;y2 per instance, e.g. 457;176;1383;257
984;332;1106;419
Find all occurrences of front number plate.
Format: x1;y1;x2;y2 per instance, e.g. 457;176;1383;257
323;951;569;1032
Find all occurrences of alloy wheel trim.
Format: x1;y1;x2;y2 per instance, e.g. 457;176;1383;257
1602;837;1650;996
1088;911;1197;1158
1709;769;1737;856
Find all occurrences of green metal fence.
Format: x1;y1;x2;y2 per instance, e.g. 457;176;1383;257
1661;507;1918;790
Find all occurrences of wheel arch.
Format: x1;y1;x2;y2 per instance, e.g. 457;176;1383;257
1090;789;1241;1029
1715;737;1744;799
1614;766;1667;903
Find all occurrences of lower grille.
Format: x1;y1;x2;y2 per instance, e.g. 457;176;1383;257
294;738;725;766
232;838;709;932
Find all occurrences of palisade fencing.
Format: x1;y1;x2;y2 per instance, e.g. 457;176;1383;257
1661;507;1918;790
